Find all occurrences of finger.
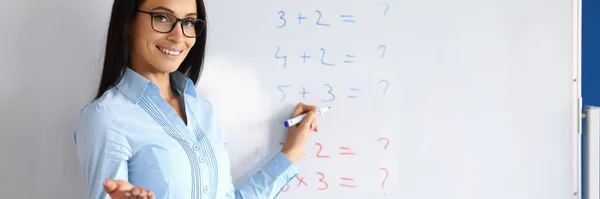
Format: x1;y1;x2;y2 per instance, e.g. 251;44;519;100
104;178;118;193
136;187;152;199
124;191;132;198
137;193;147;199
136;190;147;198
120;186;153;199
130;187;143;198
291;103;317;117
147;190;155;199
299;109;318;129
141;189;153;199
114;180;135;191
312;122;319;132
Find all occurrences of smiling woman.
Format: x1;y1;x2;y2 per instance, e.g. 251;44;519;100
72;0;320;198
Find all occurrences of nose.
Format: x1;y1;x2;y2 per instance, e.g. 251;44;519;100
167;21;186;42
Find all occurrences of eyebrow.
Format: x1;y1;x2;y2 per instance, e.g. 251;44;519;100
152;6;198;17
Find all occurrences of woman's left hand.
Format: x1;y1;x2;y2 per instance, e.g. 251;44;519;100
281;103;319;163
104;178;155;199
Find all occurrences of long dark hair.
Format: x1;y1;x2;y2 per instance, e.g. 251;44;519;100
94;0;207;100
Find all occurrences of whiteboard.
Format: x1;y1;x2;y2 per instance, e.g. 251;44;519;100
196;0;580;199
0;0;579;198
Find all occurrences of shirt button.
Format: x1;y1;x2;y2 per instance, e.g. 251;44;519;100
198;156;205;163
192;144;200;150
203;186;209;193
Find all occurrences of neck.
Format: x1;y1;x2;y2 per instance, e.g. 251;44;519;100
130;66;175;101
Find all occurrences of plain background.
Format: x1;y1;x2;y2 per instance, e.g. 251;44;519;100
0;0;112;198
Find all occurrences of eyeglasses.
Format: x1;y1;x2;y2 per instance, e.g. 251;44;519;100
137;10;205;38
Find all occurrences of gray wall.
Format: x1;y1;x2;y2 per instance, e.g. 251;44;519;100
0;0;113;198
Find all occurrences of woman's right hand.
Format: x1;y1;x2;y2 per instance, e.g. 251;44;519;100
281;103;320;163
104;178;155;199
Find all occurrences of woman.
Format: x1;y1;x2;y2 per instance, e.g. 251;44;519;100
73;0;319;198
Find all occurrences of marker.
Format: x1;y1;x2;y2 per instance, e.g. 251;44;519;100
284;106;331;128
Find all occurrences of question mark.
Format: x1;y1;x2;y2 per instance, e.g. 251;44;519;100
377;137;390;149
378;45;386;58
379;80;389;96
383;3;389;16
380;168;389;188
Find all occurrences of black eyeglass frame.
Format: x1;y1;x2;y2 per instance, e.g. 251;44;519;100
136;10;206;38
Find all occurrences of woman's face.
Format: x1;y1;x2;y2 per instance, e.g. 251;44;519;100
131;0;197;74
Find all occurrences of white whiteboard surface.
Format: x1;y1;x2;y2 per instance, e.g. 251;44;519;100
198;0;579;199
0;0;579;199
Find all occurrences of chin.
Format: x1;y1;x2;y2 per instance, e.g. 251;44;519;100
154;57;187;72
152;61;183;73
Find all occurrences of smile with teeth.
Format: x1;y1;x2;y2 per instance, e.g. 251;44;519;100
157;46;183;56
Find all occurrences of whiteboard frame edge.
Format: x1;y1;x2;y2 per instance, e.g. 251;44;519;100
572;0;583;198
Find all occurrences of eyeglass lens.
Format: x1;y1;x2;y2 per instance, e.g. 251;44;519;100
151;13;203;37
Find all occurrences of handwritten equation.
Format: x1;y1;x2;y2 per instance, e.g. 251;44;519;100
277;10;356;28
276;3;390;28
280;171;388;192
275;46;386;68
277;81;389;102
279;137;391;192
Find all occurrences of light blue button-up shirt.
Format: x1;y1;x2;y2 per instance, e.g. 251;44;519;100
73;67;298;199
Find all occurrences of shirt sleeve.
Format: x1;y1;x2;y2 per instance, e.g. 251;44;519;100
73;102;132;199
231;152;298;199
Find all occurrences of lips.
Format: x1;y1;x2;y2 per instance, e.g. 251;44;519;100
157;45;183;56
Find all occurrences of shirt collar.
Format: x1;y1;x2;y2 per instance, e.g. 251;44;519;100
116;67;197;104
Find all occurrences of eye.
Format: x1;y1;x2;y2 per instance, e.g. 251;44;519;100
183;19;196;27
153;13;170;23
